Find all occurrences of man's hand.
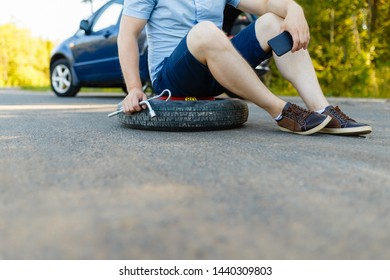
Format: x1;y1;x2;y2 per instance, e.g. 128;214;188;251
122;88;147;115
280;2;310;52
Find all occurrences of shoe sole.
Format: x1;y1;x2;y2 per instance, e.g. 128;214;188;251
319;125;372;136
278;116;332;135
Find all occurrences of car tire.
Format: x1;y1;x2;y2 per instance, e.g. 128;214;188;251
50;59;80;97
117;99;249;131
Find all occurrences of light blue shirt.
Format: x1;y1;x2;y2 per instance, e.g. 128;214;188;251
123;0;241;83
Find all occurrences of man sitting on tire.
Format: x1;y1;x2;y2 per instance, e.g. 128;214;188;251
118;0;372;136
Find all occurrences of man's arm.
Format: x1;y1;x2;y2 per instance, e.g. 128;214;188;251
118;15;147;113
237;0;310;52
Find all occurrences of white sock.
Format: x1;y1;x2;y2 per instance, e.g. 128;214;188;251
316;108;326;114
274;113;283;121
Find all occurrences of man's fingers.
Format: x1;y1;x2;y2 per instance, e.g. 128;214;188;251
122;105;131;115
120;87;148;114
290;29;310;52
132;98;143;112
122;95;137;114
290;30;299;52
304;31;310;49
122;100;134;115
122;89;147;114
298;33;305;51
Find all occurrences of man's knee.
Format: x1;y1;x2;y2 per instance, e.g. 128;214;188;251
188;21;229;50
256;13;283;33
255;13;283;50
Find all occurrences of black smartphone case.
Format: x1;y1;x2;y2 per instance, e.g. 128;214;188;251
267;31;293;56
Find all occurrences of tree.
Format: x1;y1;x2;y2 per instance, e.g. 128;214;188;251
0;24;54;87
267;0;389;98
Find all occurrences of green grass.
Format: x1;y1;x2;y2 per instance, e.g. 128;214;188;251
20;86;124;93
21;86;51;91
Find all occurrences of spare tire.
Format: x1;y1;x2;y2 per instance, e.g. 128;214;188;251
117;99;248;131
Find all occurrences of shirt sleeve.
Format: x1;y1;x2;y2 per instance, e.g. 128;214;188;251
227;0;241;8
123;0;156;20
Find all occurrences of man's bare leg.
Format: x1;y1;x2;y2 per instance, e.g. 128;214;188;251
253;13;371;135
186;20;331;135
254;13;329;111
187;21;285;118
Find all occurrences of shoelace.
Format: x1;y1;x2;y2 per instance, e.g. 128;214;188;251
286;104;311;123
328;106;355;122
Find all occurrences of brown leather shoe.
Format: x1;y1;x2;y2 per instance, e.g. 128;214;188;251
320;105;372;135
277;102;331;135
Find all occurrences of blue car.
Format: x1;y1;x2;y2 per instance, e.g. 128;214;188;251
50;0;269;97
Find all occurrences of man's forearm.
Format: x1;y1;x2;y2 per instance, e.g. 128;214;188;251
238;0;303;20
118;34;143;91
266;0;303;19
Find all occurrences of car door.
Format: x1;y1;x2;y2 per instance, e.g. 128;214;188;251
72;1;123;84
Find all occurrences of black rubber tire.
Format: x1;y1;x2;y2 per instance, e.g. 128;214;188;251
118;99;249;131
50;59;80;97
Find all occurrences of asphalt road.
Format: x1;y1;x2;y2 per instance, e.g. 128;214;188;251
0;89;389;260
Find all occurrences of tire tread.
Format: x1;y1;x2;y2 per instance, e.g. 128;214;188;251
118;99;248;131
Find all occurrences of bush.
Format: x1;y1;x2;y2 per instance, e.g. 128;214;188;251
0;23;54;87
267;0;389;98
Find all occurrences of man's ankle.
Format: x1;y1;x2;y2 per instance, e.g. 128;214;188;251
268;101;287;119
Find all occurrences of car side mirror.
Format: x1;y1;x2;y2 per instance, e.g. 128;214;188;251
79;20;91;34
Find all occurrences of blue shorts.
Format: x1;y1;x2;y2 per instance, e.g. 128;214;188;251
152;22;272;97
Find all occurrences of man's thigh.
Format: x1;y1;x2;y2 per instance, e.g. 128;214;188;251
153;22;272;97
153;35;223;97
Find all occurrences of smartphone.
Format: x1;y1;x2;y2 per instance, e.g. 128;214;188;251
267;31;294;57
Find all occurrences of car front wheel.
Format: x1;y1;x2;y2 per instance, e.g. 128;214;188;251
50;59;80;97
